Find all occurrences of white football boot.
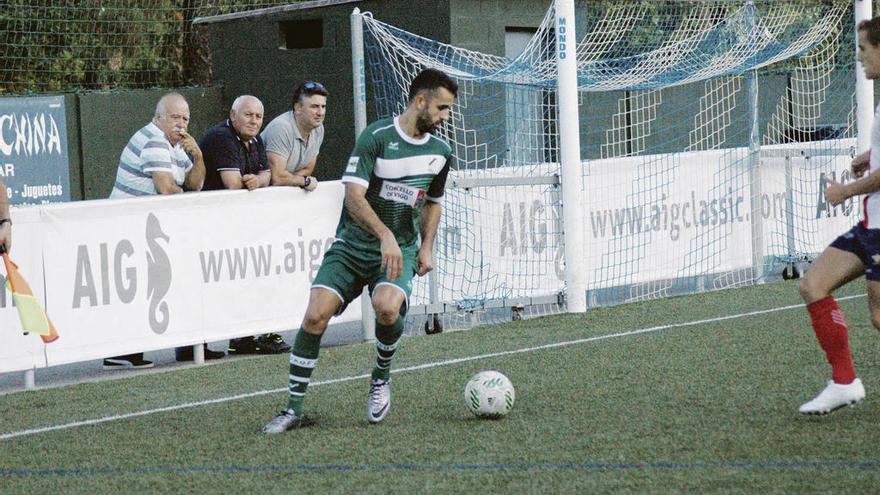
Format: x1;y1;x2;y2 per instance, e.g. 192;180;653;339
799;378;865;415
367;378;392;424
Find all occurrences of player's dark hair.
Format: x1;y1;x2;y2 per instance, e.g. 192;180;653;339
407;68;458;103
859;17;880;47
292;81;328;108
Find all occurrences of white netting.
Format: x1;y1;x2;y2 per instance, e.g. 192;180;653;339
359;0;856;331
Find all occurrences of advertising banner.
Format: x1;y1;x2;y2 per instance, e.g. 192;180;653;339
429;143;856;308
0;143;861;373
582;145;856;288
0;184;359;372
430;171;564;306
0;95;71;206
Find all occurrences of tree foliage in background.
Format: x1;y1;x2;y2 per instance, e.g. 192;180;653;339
0;0;299;93
575;0;852;74
0;0;862;94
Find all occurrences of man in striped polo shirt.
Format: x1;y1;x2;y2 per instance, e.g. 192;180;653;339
104;92;222;370
109;92;205;198
264;68;458;433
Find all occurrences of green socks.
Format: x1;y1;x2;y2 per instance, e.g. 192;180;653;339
372;316;404;381
285;329;322;415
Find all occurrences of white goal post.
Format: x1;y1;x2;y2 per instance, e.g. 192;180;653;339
351;0;871;335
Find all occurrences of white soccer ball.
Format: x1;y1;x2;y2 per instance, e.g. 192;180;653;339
463;370;515;419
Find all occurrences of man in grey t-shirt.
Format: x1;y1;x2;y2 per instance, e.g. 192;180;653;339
262;81;327;191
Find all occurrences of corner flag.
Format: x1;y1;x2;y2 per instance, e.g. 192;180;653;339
1;250;59;343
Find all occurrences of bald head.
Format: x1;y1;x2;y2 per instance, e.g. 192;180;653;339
155;92;187;120
153;93;190;145
229;95;264;141
231;95;262;113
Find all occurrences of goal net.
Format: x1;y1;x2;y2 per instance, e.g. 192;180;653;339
356;0;858;332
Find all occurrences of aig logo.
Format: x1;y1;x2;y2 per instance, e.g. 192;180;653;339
71;213;172;334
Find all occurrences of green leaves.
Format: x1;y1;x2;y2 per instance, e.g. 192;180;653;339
0;1;302;93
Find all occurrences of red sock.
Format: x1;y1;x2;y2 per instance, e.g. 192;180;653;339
806;296;857;384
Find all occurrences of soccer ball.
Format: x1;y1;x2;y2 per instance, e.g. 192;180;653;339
463;370;515;419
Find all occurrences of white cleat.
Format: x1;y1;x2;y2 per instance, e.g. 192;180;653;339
367;378;392;424
799;378;865;415
263;410;302;433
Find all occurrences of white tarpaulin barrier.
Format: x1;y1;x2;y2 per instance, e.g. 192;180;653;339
0;206;46;373
1;183;360;373
583;145;856;289
0;144;861;374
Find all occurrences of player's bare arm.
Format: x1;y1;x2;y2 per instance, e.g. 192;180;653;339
416;201;442;276
852;149;870;178
343;182;402;280
824;166;880;206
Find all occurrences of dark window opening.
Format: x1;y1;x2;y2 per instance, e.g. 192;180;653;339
279;19;323;49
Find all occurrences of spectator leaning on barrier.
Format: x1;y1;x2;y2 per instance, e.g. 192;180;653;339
104;92;224;369
199;95;290;356
262;81;327;191
0;176;11;254
109;92;206;198
200;95;271;192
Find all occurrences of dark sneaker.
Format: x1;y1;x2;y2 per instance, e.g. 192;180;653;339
228;337;261;355
367;378;392;424
103;354;154;370
175;344;225;362
263;410;302;434
255;333;291;354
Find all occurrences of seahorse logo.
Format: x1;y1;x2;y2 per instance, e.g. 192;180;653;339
145;213;171;334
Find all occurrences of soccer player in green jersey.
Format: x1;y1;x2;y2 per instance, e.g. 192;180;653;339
264;68;458;433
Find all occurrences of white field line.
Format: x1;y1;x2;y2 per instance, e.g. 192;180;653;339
0;295;864;441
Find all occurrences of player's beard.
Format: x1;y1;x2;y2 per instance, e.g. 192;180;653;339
415;108;439;134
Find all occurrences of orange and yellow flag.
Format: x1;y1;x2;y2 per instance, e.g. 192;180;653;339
2;252;58;343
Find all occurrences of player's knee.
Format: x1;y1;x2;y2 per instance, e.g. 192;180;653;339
870;311;880;331
797;278;811;302
302;309;331;334
798;276;822;303
372;290;405;324
372;296;403;325
374;304;400;326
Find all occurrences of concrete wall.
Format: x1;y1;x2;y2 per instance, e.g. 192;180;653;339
449;0;547;55
23;1;866;203
63;94;84;200
77;87;226;199
205;0;454;181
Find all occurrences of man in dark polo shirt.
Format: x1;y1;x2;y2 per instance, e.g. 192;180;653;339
196;94;290;356
201;95;271;192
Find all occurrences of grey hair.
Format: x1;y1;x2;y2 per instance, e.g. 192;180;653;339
155;92;186;119
231;95;262;113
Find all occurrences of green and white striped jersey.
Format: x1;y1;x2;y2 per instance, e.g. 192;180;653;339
338;116;453;251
